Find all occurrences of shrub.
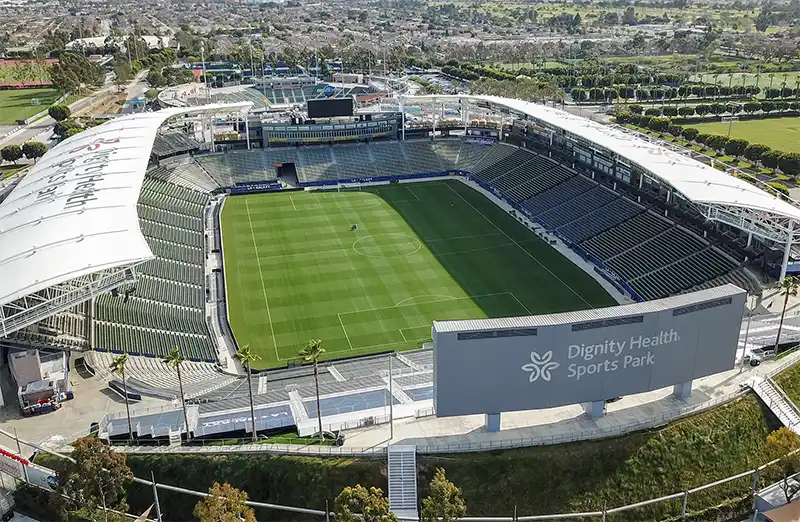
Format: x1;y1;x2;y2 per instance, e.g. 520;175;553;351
706;134;730;152
644;107;662;116
724;138;749;158
695;104;711;116
778;152;800;177
678;106;696;117
744;143;770;164
662;106;678;117
767;181;790;198
681;127;699;141
695;133;712;144
648;116;671;132
761;149;780;169
667;124;683;136
628;104;644;115
47;104;71;122
743;101;761;114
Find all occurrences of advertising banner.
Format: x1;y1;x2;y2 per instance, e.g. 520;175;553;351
433;286;746;416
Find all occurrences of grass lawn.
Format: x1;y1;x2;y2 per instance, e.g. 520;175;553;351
687;117;800;154
28;394;781;521
221;181;615;369
0;87;61;123
0;164;28;179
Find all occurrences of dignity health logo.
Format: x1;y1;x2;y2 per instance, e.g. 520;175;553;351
521;351;560;382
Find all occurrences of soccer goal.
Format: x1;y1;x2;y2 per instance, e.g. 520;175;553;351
337;182;362;192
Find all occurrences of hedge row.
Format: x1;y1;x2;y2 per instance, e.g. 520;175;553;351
626;100;800;118
615;113;800;193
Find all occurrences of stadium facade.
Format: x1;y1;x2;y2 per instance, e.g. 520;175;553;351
0;93;794;440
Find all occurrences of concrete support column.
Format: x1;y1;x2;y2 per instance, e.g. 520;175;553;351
747;231;753;248
399;99;405;140
245;115;251;150
485;413;501;432
673;380;692;399
780;220;795;283
583;401;604;420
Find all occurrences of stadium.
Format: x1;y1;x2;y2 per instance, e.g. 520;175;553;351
1;85;798;456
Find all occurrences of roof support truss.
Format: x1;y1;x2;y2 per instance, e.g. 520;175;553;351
702;204;800;244
0;265;139;338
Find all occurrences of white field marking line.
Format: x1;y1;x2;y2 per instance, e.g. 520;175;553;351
398;329;408;342
289;195;298;212
244;198;280;362
509;291;533;315
399;326;432;342
352;233;422;259
393;294;457;307
341;292;516;317
444;183;592;307
337;313;354;350
404;186;422;202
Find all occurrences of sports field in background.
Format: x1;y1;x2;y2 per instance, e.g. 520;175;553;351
221;180;615;369
0;88;61;124
687;117;800;154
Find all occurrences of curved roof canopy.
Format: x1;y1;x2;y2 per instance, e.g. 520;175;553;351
0;103;250;310
402;94;800;227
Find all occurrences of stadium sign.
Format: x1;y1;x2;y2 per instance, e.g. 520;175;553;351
433;285;746;417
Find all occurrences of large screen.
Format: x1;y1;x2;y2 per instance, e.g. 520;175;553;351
433;285;746;417
307;98;354;118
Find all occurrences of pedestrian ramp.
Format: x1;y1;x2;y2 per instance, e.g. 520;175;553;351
749;376;800;433
388;445;418;520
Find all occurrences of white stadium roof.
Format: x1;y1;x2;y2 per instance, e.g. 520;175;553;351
0;102;250;335
402;94;800;239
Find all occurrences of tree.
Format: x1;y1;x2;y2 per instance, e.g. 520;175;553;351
644;107;662;117
235;344;261;442
662;106;678;117
681;127;699;141
48;104;71;122
778;152;800;177
762;149;781;169
678;106;695;117
299;339;326;442
53;118;81;138
694;104;710;117
706;134;729;152
109;354;134;443
63;127;83;139
628;104;643;115
334;485;397;522
1;145;22;165
767;427;800;503
744;143;770;164
194;482;257;522
724;138;749;158
648;116;670;133
55;437;133;522
51;52;104;92
775;277;799;351
21;141;47;162
421;468;467;522
163;346;191;441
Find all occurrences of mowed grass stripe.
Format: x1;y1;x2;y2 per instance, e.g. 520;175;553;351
221;181;616;369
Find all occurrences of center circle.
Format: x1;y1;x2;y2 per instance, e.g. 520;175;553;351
352;233;422;258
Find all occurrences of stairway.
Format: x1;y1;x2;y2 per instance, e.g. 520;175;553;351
388;445;418;520
750;377;800;432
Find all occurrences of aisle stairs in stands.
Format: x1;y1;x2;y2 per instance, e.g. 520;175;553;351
388;445;419;520
749;376;800;433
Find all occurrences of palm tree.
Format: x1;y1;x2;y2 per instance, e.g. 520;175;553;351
163;347;191;441
235;344;261;442
299;339;326;442
109;353;133;443
775;277;799;350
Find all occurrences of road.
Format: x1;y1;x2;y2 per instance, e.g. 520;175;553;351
0;70;150;148
121;71;151;114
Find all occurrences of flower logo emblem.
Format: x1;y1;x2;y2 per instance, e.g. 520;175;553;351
521;351;560;382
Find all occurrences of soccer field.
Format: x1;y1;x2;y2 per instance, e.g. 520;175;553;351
687;117;800;154
0;88;61;124
221;180;616;369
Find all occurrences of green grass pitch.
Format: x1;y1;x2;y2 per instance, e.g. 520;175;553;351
221;180;616;369
687;117;800;154
0;88;62;124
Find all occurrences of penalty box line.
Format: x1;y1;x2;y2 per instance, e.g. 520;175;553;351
336;291;529;352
